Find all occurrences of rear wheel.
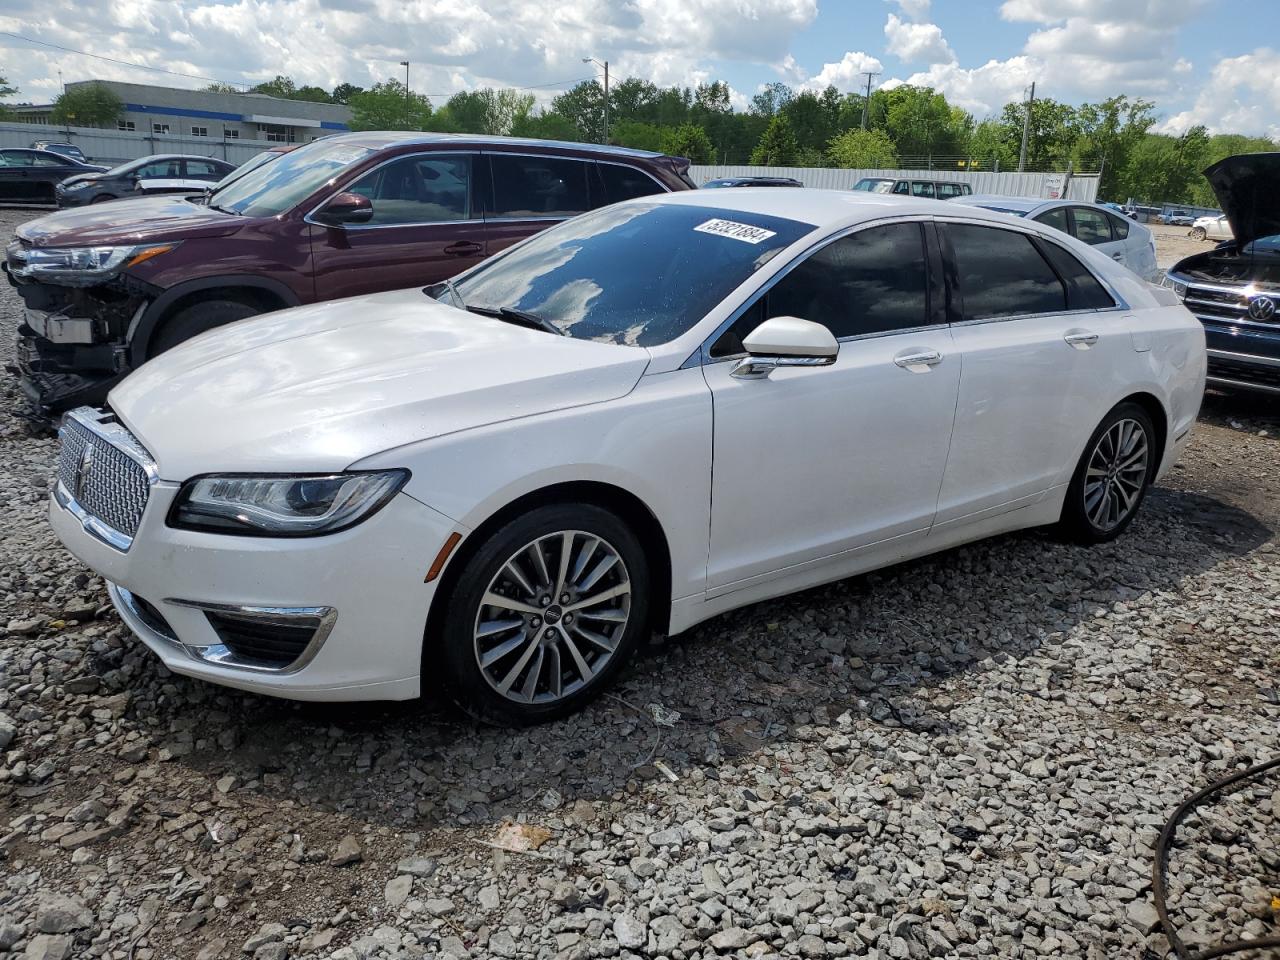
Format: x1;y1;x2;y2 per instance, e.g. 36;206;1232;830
1057;402;1156;543
1189;226;1207;241
435;503;650;726
147;298;262;358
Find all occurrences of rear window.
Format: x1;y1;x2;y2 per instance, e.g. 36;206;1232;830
944;223;1066;320
911;181;936;199
598;163;664;204
936;183;967;200
1038;241;1116;311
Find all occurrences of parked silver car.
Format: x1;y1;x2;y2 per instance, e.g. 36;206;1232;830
950;195;1159;281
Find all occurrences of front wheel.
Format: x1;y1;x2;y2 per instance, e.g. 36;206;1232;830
147;298;261;358
1057;402;1156;544
1189;226;1207;241
435;504;651;725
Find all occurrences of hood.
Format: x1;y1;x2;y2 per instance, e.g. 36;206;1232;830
59;172;104;188
109;289;652;480
1203;152;1280;246
16;195;241;248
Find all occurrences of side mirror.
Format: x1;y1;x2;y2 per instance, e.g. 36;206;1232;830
314;191;374;226
732;316;838;380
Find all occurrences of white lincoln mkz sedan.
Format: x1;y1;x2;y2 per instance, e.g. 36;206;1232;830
49;189;1206;724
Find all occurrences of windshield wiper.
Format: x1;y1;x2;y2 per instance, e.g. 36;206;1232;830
207;201;238;215
467;303;564;336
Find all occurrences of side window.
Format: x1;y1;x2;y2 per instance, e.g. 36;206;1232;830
710;223;930;356
936;183;964;200
184;159;222;180
911;181;936;199
1038;241;1116;311
135;160;182;178
1106;212;1130;239
944;223;1066;320
490;154;589;219
346;154;471;225
892;180;910;195
2;151;34;167
1071;207;1113;245
597;163;664;205
31;153;66;167
1033;207;1069;234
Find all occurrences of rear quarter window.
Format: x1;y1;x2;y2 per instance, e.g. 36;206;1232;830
597;163;665;205
1037;240;1116;311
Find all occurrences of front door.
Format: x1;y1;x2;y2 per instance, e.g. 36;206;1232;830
703;221;960;591
935;221;1132;526
311;151;487;301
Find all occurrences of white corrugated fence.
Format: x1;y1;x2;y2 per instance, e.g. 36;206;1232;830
690;165;1100;202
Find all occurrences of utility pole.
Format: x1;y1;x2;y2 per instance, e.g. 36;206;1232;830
860;71;879;130
400;61;410;128
1018;80;1035;172
583;58;610;142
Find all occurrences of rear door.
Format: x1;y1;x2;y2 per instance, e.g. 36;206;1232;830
310;151;488;300
935;221;1130;528
1068;205;1127;266
482;152;592;257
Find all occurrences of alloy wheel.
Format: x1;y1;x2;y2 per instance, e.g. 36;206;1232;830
1083;418;1149;532
473;530;632;705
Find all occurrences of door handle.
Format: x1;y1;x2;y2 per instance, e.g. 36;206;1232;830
893;349;943;371
1111;252;1124;261
1064;331;1098;349
444;241;482;256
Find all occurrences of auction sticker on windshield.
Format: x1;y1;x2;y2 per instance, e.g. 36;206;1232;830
694;218;778;244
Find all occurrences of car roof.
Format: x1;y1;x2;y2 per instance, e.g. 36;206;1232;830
126;154;230;163
638;187;1037;231
319;130;668;159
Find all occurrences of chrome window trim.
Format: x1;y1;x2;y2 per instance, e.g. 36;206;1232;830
164;598;338;675
54;407;160;552
302;149;479;231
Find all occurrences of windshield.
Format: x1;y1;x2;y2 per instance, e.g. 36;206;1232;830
852;178;895;194
1243;235;1280;256
208;140;374;217
447;201;812;347
101;156;156;178
211;150;281;190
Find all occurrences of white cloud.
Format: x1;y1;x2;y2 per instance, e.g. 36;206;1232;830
891;0;933;19
1000;0;1207;22
895;56;1037;114
883;13;955;64
802;51;885;93
1158;48;1280;138
0;0;818;107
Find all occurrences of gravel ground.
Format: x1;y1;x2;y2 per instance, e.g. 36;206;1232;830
0;207;1276;960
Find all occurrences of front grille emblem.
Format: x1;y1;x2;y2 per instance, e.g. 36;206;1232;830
1248;295;1276;321
76;442;94;501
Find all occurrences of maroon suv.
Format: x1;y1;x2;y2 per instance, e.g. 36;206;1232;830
5;132;695;413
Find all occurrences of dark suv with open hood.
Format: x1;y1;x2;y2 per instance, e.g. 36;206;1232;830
1165;153;1280;396
5;132;695;414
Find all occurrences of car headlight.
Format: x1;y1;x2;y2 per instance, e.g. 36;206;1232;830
15;243;178;284
64;180;92;191
169;471;409;537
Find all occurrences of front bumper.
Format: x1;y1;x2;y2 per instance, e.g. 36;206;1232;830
54;188;91;208
1203;322;1280;396
50;482;462;701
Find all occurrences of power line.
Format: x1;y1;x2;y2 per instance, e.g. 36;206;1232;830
0;30;247;88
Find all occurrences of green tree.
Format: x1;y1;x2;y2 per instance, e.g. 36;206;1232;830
510;110;583;142
610;78;660;124
1118;127;1210;203
1188;132;1278;206
965;118;1018;170
0;76;17;119
204;81;241;94
661;123;714;163
330;83;364;105
551;80;606;140
293;85;333;103
995;96;1079;169
1073;95;1155;199
750;114;799;165
250;75;297;98
879;85;970;157
50;82;122;128
751;82;794;117
610;120;666;152
348;79;433;131
827;127;898;168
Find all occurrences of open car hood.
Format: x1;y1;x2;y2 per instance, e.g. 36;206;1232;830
1203;152;1280;246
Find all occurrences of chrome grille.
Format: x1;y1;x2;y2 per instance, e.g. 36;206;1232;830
56;409;154;548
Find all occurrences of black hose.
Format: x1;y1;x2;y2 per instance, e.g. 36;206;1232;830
1153;755;1280;959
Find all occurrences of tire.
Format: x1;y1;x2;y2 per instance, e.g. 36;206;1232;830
435;503;651;726
147;298;262;358
1189;226;1206;241
90;194;116;204
1057;402;1157;544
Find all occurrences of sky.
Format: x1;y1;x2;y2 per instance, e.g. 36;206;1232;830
1;0;1278;137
